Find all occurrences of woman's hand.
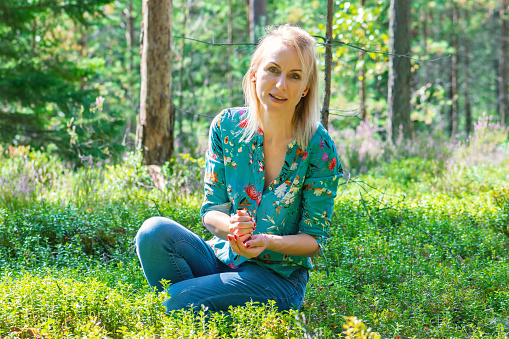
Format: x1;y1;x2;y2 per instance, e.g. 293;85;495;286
228;209;256;244
227;233;270;259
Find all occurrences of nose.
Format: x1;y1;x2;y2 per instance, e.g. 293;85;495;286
276;75;287;90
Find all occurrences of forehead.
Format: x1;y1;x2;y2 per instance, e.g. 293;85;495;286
259;39;303;70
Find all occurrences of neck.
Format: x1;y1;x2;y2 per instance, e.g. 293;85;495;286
259;111;294;144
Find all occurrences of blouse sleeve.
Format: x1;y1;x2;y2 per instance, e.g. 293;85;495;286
298;135;343;250
200;111;232;218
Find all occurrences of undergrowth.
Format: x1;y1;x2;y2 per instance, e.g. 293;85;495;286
0;114;508;338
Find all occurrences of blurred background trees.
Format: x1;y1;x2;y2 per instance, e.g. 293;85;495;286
0;0;507;166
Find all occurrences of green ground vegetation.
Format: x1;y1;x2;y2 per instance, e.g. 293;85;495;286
0;121;508;338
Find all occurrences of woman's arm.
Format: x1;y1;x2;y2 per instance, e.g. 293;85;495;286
204;209;255;242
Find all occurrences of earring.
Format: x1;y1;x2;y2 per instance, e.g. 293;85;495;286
302;93;306;97
252;78;256;83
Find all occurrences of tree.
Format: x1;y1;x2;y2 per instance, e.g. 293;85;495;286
449;2;459;137
387;0;412;142
249;0;267;43
0;0;111;159
320;0;333;130
137;0;174;166
499;0;508;124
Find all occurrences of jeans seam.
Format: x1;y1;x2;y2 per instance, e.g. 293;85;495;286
170;239;220;274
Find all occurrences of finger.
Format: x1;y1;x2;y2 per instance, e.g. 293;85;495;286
227;234;242;252
236;209;250;217
244;234;266;248
233;228;253;237
233;222;255;232
238;233;251;243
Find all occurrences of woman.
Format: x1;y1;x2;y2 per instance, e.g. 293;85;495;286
135;24;343;313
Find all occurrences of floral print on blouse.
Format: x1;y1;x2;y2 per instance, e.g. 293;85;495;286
200;107;343;278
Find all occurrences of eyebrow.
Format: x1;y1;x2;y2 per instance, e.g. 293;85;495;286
268;62;302;73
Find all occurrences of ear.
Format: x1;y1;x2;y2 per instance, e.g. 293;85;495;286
302;86;309;97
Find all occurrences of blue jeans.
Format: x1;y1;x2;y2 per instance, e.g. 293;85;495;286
135;216;308;313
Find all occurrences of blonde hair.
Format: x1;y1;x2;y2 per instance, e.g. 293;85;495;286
241;24;320;149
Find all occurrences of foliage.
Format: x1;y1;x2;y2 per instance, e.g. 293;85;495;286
331;113;508;179
1;129;509;337
0;0;118;160
491;187;509;240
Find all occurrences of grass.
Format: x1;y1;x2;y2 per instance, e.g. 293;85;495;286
0;123;509;338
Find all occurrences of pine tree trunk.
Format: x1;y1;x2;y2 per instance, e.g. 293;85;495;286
320;0;334;130
464;10;472;136
228;0;234;106
499;0;508;124
123;1;136;149
449;4;459;137
138;0;174;166
249;0;267;43
178;0;189;136
387;0;412;143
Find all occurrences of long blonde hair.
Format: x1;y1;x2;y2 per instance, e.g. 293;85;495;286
241;24;320;149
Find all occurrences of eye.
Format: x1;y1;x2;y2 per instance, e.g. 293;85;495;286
290;73;301;80
268;66;278;73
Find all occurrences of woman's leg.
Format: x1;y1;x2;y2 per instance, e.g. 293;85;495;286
164;262;308;313
135;216;222;292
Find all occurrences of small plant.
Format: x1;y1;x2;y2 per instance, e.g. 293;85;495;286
490;187;509;239
342;316;381;339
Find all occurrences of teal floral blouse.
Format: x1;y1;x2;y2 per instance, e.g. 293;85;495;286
200;107;343;278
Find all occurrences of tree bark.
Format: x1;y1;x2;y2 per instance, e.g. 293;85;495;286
320;0;334;130
449;4;459;137
138;0;174;166
249;0;267;43
228;0;234;106
123;1;136;149
463;10;472;136
178;0;189;136
387;0;412;143
499;0;508;124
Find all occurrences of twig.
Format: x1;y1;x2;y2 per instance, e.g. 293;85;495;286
174;35;256;46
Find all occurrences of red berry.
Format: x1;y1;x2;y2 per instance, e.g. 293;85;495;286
318;286;324;290
425;327;428;331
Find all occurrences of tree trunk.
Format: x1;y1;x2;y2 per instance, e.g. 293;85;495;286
123;1;136;149
138;0;174;166
464;10;472;136
228;0;234;106
499;0;508;124
178;0;189;136
320;0;334;130
125;2;135;74
358;0;367;120
449;4;459;137
464;40;472;136
387;0;412;143
249;0;267;43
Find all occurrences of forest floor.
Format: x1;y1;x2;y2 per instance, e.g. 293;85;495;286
0;141;509;338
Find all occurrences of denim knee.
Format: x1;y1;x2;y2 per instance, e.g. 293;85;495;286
135;216;177;248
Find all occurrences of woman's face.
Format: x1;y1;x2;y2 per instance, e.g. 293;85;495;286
253;40;309;120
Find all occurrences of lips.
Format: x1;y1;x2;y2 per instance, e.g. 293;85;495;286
269;93;287;102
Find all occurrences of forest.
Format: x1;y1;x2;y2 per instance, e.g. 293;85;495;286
0;0;508;338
